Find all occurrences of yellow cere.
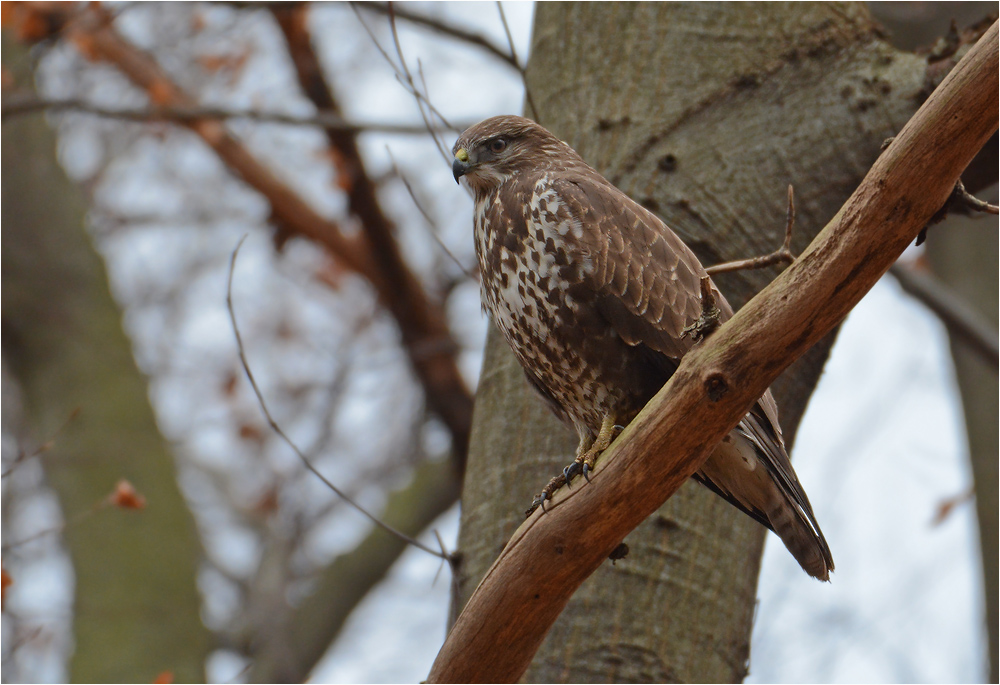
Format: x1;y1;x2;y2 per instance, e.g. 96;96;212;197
455;148;470;163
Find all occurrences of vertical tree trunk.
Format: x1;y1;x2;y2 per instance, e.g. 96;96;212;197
455;3;939;681
925;216;999;683
2;33;210;683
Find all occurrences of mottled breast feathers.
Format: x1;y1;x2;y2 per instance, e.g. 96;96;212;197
453;114;834;581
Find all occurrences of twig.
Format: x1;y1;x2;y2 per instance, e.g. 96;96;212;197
940;178;999;215
496;1;539;122
0;94;460;134
706;184;797;276
889;262;999;369
354;1;520;70
386;3;453;161
916;177;998;244
225;236;446;560
386;148;476;279
2;480;133;552
1;407;80;479
681;278;722;342
271;3;473;472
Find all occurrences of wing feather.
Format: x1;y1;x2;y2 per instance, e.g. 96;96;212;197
544;172;834;578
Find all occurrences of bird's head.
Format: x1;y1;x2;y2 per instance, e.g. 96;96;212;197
451;115;577;193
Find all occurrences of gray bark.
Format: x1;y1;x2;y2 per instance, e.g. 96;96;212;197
455;3;945;681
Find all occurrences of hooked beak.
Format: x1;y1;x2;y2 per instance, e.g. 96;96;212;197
452;148;470;184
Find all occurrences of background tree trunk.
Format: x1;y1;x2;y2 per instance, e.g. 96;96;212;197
2;33;211;683
925;217;999;683
454;3;960;681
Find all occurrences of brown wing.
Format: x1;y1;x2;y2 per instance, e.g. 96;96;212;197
544;173;834;578
540;174;731;362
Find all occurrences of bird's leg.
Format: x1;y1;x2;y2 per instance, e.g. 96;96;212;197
525;416;620;518
525;472;568;518
681;277;721;343
575;414;619;479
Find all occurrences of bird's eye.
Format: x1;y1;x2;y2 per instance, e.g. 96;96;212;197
488;138;507;153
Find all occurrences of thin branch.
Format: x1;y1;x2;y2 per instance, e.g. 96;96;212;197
427;20;998;682
945;178;999;215
890;262;999;369
386;3;453;161
706;184;797;275
225;236;445;560
386;148;476;279
355;1;520;69
0;94;462;134
270;3;473;472
496;1;539;121
1;407;80;479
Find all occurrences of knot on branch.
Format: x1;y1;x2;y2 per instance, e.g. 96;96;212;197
703;372;730;402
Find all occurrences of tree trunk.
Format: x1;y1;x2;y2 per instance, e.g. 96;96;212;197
925;214;999;683
2;33;211;683
455;3;942;681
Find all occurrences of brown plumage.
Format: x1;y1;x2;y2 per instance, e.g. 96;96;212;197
452;115;834;581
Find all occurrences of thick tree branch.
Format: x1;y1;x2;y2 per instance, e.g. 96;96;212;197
428;20;998;683
58;4;376;279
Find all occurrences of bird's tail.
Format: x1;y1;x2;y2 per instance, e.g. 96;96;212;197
695;413;834;581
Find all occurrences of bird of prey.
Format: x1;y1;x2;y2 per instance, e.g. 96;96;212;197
452;115;834;581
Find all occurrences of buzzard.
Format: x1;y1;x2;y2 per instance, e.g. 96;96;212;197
452;115;833;581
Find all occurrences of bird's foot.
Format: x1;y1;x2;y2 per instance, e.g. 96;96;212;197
526;416;621;517
525;472;567;517
574;414;620;481
682;277;721;342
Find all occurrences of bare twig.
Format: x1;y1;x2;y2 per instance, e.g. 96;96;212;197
354;1;520;69
385;3;453;161
2;480;139;552
386;148;476;279
1;407;80;479
681;277;722;342
890;262;999;369
496;1;539;121
917;177;998;244
706;184;797;276
225;236;445;560
271;3;473;471
0;94;462;134
946;178;999;215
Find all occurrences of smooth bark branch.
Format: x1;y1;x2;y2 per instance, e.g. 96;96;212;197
428;20;998;683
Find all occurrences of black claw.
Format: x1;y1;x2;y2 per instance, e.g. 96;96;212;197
582;463;592;482
526;493;547;518
563;462;583;484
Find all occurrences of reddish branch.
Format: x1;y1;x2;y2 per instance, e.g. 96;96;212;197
428;20;998;683
270;4;473;469
41;3;472;469
706;184;797;276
